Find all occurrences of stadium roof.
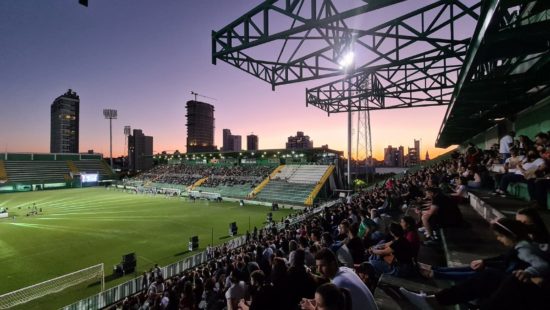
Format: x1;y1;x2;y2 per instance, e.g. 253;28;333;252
436;0;550;147
212;0;549;146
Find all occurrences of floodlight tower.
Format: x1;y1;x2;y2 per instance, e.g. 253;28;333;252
124;125;131;169
339;50;355;190
103;109;117;168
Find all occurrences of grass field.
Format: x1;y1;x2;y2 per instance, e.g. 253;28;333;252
0;187;293;309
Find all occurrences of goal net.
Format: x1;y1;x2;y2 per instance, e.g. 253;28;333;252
0;263;104;309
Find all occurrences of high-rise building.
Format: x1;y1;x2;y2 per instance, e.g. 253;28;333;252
398;146;405;167
384;145;395;166
286;131;313;150
186;100;217;153
232;135;242;152
221;129;243;152
247;134;258;151
406;139;421;165
50;89;79;153
222;129;233;151
128;129;153;172
383;145;405;167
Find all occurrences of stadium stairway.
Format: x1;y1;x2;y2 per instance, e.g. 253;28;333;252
374;201;508;309
255;165;331;205
189;177;208;190
304;165;334;206
0;160;7;182
248;164;285;198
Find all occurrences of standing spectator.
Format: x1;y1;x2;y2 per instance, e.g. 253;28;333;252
225;271;247;310
500;131;515;162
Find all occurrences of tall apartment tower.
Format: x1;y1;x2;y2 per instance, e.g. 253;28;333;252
50;89;79;153
232;135;242;152
128;129;153;172
247;134;258;151
414;139;421;160
222;129;233;151
186;100;217;153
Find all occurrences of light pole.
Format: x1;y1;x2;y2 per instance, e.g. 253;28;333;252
124;125;131;169
103;109;117;168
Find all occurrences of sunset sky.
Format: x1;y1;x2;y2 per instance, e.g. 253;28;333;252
0;1;459;160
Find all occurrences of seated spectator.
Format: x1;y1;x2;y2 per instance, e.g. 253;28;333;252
450;176;468;204
466;165;482;189
321;233;354;268
300;283;352;310
400;216;420;259
287;248;319;307
344;222;366;265
496;150;545;196
401;218;550;309
315;248;378;310
368;223;416;278
238;270;276;310
515;207;550;245
417;187;463;244
225;271;247;310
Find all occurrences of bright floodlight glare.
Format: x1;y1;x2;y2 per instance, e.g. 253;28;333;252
338;51;355;69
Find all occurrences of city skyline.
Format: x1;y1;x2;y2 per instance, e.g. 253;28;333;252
0;1;454;160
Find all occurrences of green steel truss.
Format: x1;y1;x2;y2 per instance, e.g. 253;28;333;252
436;0;550;146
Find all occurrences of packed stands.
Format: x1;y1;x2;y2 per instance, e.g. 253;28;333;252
93;141;550;310
131;164;276;198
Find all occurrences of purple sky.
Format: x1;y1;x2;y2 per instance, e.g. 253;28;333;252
0;0;466;159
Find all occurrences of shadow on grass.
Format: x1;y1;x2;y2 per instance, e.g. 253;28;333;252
219;235;231;240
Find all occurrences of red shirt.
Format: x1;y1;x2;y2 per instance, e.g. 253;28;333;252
404;231;420;257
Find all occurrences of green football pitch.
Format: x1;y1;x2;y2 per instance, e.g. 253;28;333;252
0;187;294;309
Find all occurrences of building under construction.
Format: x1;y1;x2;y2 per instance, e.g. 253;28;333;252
186;100;217;153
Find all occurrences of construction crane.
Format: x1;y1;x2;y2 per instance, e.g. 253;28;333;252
190;91;217;102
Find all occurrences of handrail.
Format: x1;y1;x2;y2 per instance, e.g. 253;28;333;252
304;165;334;206
247;164;285;198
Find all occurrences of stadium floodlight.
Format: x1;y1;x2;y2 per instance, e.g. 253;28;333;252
338;51;355;69
103;109;118;168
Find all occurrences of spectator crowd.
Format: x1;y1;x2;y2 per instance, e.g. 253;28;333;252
109;131;549;310
130;164;274;189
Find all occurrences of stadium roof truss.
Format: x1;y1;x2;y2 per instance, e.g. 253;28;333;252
212;0;481;111
436;0;550;146
212;0;549;145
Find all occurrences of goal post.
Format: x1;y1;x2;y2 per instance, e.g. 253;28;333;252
0;263;104;309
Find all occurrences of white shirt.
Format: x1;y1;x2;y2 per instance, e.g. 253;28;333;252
515;158;545;176
500;135;514;154
225;281;247;301
332;267;378;310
